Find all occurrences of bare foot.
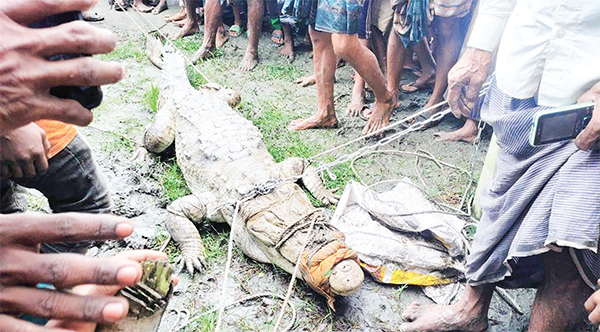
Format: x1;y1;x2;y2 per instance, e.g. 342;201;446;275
346;91;365;117
171;20;198;40
280;43;294;61
192;44;215;62
362;97;394;135
216;25;229;48
133;0;153;12
400;302;488;332
295;75;316;87
401;70;436;93
287;115;338;130
152;1;168;14
434;119;478;143
239;51;258;72
166;8;186;21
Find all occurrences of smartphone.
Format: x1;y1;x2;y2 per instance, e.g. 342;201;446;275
529;102;595;147
30;12;103;110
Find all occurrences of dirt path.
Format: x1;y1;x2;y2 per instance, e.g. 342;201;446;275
64;2;541;331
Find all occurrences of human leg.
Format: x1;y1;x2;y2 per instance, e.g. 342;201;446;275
280;23;295;59
172;0;200;40
528;250;593;332
346;38;369;117
400;283;494;332
401;38;436;92
369;27;387;73
193;0;223;61
16;135;112;254
386;31;407;109
239;0;264;71
151;0;168;14
332;33;393;135
288;27;338;130
229;5;244;36
266;0;284;45
425;16;463;109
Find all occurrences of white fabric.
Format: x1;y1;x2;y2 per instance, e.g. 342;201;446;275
467;0;600;107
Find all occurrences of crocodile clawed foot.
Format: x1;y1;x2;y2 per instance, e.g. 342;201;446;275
321;190;340;206
178;249;208;276
132;146;152;164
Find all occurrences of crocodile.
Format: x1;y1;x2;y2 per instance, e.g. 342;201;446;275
136;47;364;308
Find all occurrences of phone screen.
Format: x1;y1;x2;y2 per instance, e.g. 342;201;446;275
539;112;578;142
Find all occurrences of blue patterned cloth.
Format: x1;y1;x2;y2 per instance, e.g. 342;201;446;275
467;77;600;289
314;0;366;34
398;0;430;48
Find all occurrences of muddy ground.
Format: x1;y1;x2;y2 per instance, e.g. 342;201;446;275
28;1;548;331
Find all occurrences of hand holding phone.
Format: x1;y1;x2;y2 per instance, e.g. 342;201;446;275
529;102;595;147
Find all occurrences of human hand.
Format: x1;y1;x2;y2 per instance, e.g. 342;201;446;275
574;82;600;151
585;280;600;324
447;48;492;119
0;123;51;179
0;0;125;135
0;213;144;331
45;250;176;332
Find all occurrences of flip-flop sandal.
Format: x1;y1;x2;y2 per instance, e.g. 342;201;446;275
82;11;104;22
114;0;130;11
401;81;434;93
271;31;284;45
359;104;372;121
229;25;244;37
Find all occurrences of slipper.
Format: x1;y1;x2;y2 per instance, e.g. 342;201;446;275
271;30;284;45
359;104;372;121
410;110;444;130
229;24;244;37
114;0;130;11
401;81;434;93
82;11;104;21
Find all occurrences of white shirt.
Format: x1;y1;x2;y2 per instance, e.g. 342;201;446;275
467;0;600;107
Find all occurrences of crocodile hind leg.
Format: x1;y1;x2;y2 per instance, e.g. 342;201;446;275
277;157;339;205
166;194;210;275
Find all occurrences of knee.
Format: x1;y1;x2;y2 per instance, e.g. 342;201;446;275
331;34;355;58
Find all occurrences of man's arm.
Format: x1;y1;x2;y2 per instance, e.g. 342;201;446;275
467;0;517;53
446;0;517;118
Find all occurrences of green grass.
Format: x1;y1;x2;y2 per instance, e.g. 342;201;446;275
202;230;229;264
98;39;145;62
160;161;191;201
263;64;303;81
394;284;409;301
184;310;217;332
143;84;160;113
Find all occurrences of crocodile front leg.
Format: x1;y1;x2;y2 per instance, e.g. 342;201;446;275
144;97;177;154
277;157;339;205
166;194;208;275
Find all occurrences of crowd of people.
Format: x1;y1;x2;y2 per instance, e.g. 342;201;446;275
2;0;600;331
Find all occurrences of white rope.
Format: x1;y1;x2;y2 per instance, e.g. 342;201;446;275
272;212;318;331
214;201;240;332
114;1;212;84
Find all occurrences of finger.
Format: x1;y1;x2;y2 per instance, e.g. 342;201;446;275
1;249;144;288
456;94;471;118
589;307;600;324
574;127;598;151
0;286;129;324
447;81;464;118
35;58;125;89
8;163;23;179
1;164;12;179
113;249;169;262
20;159;37;178
35;21;117;57
585;294;597;312
1;0;98;25
0;315;73;332
26;95;94;127
0;213;133;246
34;150;49;176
